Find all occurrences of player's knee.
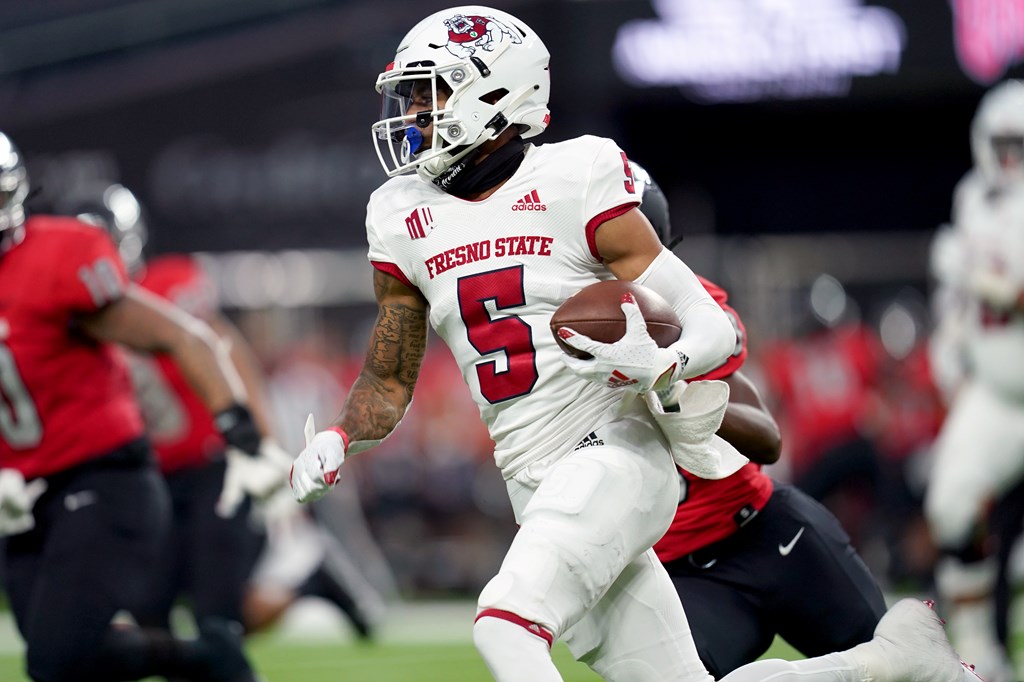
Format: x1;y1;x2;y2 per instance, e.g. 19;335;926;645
474;609;553;659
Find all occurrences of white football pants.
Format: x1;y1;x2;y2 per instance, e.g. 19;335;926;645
925;380;1024;550
476;398;714;681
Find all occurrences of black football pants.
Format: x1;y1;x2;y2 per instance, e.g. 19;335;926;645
663;483;887;678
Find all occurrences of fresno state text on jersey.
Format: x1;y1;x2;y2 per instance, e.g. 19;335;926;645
365;135;641;477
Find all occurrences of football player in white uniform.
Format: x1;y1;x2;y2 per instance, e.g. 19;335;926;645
290;6;978;681
926;79;1024;682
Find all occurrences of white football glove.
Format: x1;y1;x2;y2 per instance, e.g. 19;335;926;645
216;438;293;518
0;469;47;537
289;414;349;504
558;293;687;393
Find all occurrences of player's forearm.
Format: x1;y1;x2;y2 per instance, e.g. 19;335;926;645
336;373;411;446
332;298;426;452
213;316;276;438
718;403;781;464
81;287;246;413
671;302;735;379
166;325;247;414
634;249;733;378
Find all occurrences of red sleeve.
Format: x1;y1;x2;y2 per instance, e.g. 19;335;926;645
371;260;422;295
52;221;130;314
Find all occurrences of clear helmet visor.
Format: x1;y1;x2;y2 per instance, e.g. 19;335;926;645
372;68;457;177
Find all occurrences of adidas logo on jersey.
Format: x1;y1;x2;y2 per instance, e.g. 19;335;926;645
512;189;547;211
574;432;605;450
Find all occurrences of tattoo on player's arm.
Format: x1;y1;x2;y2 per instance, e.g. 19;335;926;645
341;300;427;442
344;376;407;442
368;302;426;397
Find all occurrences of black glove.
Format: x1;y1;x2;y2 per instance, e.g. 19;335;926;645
213;403;261;456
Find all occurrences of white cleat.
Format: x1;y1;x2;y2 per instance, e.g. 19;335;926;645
853;598;965;682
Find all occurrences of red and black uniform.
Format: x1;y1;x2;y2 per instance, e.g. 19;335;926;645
0;217;144;478
655;276;774;561
135;254;224;473
131;254;261;630
654;277;886;678
0;216;171;682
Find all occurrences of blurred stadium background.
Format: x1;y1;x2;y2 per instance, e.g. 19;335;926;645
2;0;1024;679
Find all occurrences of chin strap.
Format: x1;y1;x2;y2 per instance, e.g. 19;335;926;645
433;135;526;198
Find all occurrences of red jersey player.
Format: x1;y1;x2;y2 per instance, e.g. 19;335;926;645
0;132;278;682
632;162;889;678
61;185;380;642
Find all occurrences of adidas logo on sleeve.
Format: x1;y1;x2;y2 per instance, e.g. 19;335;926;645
512;189;547;211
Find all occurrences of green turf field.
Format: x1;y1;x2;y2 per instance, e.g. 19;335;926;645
0;631;803;682
3;597;1018;681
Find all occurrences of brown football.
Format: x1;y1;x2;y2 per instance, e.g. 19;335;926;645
550;280;682;359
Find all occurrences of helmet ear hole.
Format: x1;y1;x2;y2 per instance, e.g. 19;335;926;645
480;88;508;105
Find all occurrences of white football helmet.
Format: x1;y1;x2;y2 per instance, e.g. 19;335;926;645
372;6;550;181
971;79;1024;189
0;132;28;234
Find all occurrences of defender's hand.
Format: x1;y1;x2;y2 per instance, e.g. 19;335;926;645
289;415;349;504
216;439;293;518
213;403;262;455
558;293;686;393
0;469;47;537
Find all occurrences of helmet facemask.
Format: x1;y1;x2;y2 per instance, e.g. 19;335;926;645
371;6;551;182
373;64;471;179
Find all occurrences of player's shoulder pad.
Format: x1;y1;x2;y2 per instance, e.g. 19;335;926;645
367;174;441;228
367;174;432;207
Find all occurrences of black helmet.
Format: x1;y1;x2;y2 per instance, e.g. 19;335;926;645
56;183;148;272
628;160;676;248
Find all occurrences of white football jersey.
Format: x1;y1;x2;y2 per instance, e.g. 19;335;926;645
950;172;1024;399
366;136;645;477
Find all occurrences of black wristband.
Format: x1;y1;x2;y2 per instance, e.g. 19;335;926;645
213;403;261;455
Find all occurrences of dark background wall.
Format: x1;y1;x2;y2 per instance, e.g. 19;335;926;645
2;0;1018;255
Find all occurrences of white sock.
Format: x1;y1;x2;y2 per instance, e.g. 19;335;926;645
719;652;862;682
473;615;563;682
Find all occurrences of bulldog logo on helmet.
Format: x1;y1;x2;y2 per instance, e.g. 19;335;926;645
441;13;521;58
